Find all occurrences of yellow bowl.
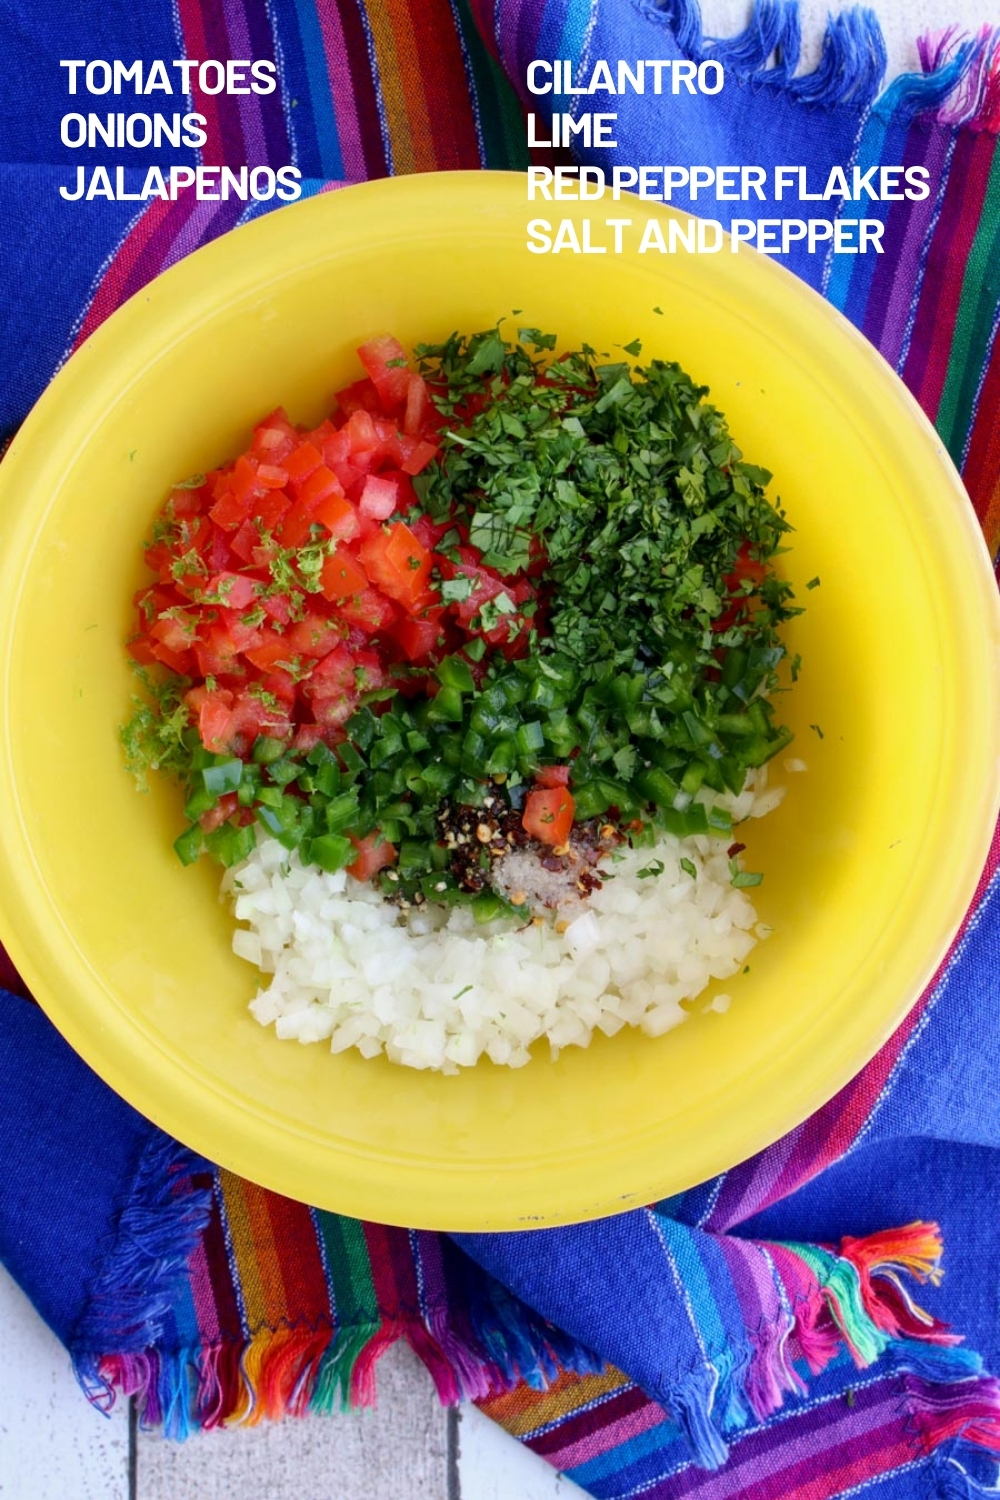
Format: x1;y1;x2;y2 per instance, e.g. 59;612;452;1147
1;173;998;1231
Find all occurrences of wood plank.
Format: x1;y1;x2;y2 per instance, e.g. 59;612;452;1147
136;1340;448;1499
0;1265;129;1499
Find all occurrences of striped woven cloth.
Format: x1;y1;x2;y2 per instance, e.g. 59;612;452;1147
3;2;1000;1497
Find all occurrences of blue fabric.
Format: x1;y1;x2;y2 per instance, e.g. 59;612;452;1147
0;991;163;1341
0;2;199;168
0;165;140;432
554;0;885;286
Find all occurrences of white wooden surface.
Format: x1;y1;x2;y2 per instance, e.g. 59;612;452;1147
4;2;992;1496
0;1265;129;1499
0;1265;581;1499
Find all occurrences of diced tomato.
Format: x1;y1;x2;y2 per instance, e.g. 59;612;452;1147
522;787;575;846
311;692;355;729
251;408;298;464
359;474;398;520
329;458;365;492
395;435;438;475
345;408;379;458
321;547;369;602
256;463;289;490
200;793;239;833
357;335;411;410
359;522;431;607
334;378;381;417
230;454;261;505
320;427;351;467
166;485;205;518
150;610;199;655
351;649;385;693
393;613;444;663
279;495;324;549
408;513;450;551
284;441;323;488
380;469;418;512
535;764;571;789
195;623;246;679
297;464;344;508
291;723;324;753
245;629;292;672
209;486;252;531
230;518;259;563
188;687;235;753
256;668;297;705
217;608;265;654
304;644;356;698
230;688;293;745
715;545;770;632
147;639;193;674
208;525;232;572
439;552;509;626
285;613;346;659
315;492;360;541
402;373;431;436
346;833;397;882
337;588;397;634
202;572;258;610
133;583;182;617
724;543;768;593
262;593;293;626
127;635;158;666
255;490;292;533
309;419;337;450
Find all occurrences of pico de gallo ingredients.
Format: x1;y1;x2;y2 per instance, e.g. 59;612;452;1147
122;329;798;914
226;775;779;1072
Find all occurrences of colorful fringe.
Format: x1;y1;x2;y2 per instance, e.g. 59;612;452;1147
68;1140;1000;1446
29;1;1000;1493
70;1139;1000;1494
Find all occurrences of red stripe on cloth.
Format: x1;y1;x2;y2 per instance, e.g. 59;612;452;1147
0;941;30;1000
403;0;483;169
72;198;181;349
176;0;226;166
528;1382;666;1462
336;0;390;179
262;1197;332;1328
466;0;502;59
530;1380;656;1452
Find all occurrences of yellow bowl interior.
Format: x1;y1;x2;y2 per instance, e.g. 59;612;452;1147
0;173;998;1229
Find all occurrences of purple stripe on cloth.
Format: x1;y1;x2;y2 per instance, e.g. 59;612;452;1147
162;197;247;271
199;0;250;167
243;0;293;164
663;1382;909;1500
317;1;367;181
221;0;271;165
864;120;954;367
116;194;202;305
